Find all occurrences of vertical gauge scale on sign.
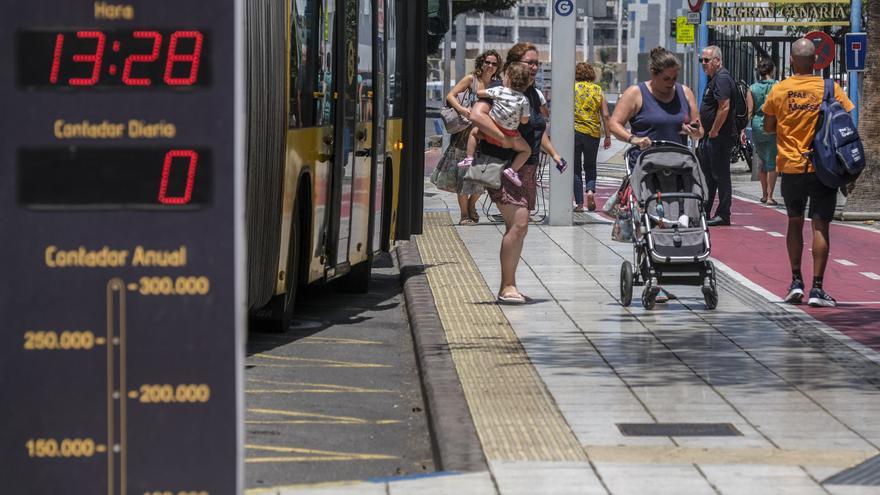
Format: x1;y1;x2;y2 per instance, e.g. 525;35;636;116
0;2;244;494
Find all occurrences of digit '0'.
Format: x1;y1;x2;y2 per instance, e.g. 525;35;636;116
158;150;199;205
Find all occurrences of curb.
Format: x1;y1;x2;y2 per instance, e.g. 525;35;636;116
394;240;487;473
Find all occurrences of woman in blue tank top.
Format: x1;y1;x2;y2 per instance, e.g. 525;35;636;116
608;47;703;163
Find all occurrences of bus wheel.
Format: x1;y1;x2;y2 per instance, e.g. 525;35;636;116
266;206;302;332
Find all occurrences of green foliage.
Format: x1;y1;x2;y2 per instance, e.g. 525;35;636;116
452;0;519;17
427;0;520;54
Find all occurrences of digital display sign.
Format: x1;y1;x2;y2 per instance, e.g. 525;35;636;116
17;29;212;88
18;148;213;209
0;2;243;494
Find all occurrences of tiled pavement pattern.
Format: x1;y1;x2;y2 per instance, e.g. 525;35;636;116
416;213;587;463
261;180;880;494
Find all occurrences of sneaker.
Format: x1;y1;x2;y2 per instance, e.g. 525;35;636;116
457;156;474;168
503;167;522;187
783;279;805;304
808;287;837;307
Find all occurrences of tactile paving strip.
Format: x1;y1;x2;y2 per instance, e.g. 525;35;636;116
417;212;587;462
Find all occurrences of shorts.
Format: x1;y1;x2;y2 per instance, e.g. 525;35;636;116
780;172;837;222
484;120;520;146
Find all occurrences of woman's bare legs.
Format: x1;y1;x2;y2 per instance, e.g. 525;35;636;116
457;194;471;223
467;193;481;222
766;170;778;203
758;169;768;201
497;202;530;298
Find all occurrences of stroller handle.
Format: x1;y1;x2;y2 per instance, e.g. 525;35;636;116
627;140;691;153
645;192;703;202
625;140;693;170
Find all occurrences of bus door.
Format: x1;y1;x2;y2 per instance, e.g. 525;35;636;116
328;0;356;268
347;0;374;264
370;0;387;254
329;0;364;269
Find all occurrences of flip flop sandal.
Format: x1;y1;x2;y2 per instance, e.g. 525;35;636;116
458;218;476;225
766;199;779;206
497;293;526;304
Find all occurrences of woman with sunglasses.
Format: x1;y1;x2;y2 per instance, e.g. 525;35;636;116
468;42;566;304
432;49;502;225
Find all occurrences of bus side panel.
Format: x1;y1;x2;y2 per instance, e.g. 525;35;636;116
278;127;333;291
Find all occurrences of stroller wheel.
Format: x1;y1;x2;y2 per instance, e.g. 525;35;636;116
642;283;660;310
620;261;633;306
702;261;718;310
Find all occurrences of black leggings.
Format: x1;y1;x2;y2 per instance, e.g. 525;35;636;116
573;131;600;205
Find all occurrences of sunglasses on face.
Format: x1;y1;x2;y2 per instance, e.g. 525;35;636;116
699;57;716;64
522;60;541;67
483;61;498;66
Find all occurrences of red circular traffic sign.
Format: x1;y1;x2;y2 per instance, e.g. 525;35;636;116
688;0;705;13
806;30;835;71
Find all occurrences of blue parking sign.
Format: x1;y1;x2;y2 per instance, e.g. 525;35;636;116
845;33;867;72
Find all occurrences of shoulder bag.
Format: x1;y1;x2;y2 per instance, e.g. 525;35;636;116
440;77;477;135
463;152;505;190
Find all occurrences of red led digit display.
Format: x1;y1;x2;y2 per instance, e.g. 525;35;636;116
68;31;106;86
122;31;162;86
158;150;199;204
16;29;211;89
164;31;203;85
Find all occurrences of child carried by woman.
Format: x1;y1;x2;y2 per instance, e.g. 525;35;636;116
457;63;533;187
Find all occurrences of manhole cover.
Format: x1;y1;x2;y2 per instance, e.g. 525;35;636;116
617;423;742;437
824;455;880;486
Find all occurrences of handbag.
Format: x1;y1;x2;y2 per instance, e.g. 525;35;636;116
440;77;477;135
464;153;505;190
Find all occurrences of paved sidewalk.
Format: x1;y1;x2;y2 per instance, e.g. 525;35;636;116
258;150;880;494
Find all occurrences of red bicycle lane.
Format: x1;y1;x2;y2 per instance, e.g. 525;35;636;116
596;185;880;351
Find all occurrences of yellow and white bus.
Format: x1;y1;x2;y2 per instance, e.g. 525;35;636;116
245;0;444;329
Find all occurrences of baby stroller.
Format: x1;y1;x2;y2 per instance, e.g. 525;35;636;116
618;141;718;310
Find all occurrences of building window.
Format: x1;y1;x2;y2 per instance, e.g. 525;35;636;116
519;26;548;44
484;25;512;43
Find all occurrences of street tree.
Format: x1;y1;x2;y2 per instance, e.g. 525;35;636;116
427;0;519;54
843;0;879;219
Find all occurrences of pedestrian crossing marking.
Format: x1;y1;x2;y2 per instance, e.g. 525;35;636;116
245;379;392;394
744;226;764;232
834;259;857;266
245;443;398;463
860;272;880;281
249;353;389;368
768;231;784;237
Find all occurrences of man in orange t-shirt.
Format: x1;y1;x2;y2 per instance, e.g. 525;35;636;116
762;38;854;308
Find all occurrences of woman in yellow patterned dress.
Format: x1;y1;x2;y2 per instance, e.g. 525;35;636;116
573;62;612;211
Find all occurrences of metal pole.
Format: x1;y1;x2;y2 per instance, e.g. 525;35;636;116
617;0;625;64
850;0;862;125
698;1;709;100
442;1;452;150
455;13;466;81
550;0;576;225
478;12;485;54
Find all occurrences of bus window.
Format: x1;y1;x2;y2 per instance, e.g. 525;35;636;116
315;0;335;127
290;0;315;128
386;0;403;118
